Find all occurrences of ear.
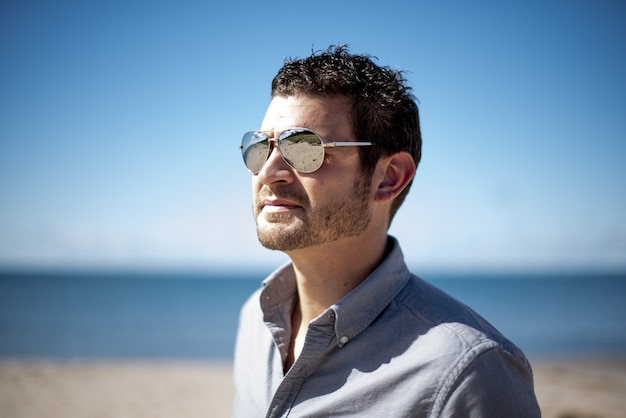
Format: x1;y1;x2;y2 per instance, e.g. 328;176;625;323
374;152;416;202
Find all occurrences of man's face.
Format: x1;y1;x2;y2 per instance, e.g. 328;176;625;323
252;95;373;252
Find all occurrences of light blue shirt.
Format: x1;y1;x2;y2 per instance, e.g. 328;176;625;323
233;237;540;417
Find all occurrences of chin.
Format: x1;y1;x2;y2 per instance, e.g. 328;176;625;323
256;226;311;252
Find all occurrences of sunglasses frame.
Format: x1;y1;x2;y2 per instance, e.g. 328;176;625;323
240;127;373;174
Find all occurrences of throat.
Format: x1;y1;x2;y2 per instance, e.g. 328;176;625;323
285;304;306;372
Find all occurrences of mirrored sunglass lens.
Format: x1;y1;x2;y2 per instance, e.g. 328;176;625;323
241;131;270;173
279;129;324;173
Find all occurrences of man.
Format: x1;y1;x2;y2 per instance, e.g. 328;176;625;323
233;45;540;417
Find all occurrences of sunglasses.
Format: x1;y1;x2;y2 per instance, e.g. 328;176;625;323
240;128;373;174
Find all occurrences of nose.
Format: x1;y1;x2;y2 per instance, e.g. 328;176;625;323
256;140;294;185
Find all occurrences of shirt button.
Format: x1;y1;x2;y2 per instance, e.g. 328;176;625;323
340;336;349;344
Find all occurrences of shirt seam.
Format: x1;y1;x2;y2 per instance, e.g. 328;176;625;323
429;340;500;418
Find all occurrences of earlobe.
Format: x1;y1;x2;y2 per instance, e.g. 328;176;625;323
375;152;416;202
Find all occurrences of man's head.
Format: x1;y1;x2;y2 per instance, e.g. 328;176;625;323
270;45;422;223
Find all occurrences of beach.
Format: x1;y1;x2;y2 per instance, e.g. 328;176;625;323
1;358;625;418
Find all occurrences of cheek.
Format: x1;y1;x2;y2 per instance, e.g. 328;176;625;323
304;181;349;208
251;176;261;192
251;178;262;206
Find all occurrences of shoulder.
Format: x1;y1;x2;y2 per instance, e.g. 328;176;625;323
389;275;540;416
394;274;512;347
432;344;540;417
240;286;263;317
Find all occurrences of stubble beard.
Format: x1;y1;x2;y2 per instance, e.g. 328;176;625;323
254;176;373;252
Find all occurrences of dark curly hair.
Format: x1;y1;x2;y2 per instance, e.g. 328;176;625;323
271;45;422;224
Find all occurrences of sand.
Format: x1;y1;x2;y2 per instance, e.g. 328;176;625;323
1;358;625;418
532;358;626;418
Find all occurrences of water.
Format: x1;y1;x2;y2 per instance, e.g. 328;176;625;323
1;270;625;360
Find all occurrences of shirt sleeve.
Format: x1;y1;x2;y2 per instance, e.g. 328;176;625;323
436;346;541;418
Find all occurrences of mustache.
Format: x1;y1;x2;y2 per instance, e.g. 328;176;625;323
256;186;310;208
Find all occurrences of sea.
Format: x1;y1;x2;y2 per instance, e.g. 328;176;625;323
1;270;625;360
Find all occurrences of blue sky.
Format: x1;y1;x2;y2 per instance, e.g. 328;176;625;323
1;0;625;273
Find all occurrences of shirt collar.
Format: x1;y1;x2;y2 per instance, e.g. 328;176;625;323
260;236;411;347
328;236;411;347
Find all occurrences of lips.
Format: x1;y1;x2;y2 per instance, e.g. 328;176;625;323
256;186;308;215
262;198;302;212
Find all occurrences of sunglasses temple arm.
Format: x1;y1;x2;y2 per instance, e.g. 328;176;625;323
322;142;373;148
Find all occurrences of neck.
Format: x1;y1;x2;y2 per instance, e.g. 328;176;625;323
286;231;389;325
282;231;388;372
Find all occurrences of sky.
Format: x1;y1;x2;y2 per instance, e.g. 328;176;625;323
1;0;625;274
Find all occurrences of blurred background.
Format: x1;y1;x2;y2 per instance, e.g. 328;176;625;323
2;0;624;274
1;1;625;417
1;0;625;366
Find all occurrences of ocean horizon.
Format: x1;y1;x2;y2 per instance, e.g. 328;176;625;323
1;269;625;360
